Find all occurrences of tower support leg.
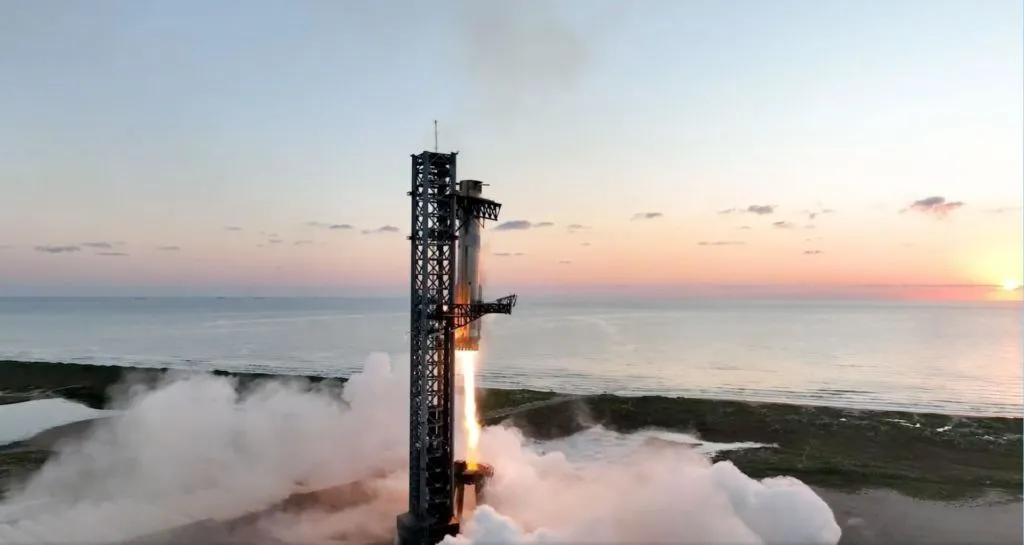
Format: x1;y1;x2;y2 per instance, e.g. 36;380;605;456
395;512;459;545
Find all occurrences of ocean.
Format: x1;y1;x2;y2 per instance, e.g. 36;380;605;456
0;296;1019;418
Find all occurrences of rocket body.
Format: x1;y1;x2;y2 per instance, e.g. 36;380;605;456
455;179;484;351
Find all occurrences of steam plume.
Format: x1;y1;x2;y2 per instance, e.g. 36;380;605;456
0;354;840;544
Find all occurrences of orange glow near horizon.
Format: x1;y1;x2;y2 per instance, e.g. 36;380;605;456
4;205;1019;301
476;218;1024;302
456;349;481;469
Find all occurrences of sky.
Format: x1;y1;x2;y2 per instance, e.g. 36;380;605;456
0;0;1021;299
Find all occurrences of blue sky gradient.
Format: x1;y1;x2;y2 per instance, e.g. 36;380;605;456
1;0;1021;296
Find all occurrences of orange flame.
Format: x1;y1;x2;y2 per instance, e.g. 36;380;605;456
456;349;480;469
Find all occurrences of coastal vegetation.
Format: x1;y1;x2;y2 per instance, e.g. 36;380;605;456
0;360;1020;501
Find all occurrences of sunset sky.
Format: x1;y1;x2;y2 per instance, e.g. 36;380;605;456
1;0;1021;298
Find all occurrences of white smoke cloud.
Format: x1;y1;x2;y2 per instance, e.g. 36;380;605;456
0;353;840;545
444;425;839;544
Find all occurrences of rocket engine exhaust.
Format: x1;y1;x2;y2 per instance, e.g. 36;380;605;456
455;180;486;473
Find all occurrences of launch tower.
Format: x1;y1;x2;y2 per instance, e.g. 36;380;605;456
396;151;516;545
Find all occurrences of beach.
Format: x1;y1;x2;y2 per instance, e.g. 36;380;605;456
0;360;1019;544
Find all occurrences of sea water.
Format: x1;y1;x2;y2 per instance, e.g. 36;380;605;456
0;296;1019;417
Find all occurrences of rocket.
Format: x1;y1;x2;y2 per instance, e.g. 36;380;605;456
455;179;485;351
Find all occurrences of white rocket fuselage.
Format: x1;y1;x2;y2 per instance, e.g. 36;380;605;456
455;179;484;351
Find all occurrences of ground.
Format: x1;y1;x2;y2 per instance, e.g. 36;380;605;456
0;360;1020;544
480;389;1022;501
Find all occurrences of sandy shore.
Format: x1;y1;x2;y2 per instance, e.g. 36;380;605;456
819;488;1021;544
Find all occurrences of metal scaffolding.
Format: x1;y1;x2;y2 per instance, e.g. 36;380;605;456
396;151;516;545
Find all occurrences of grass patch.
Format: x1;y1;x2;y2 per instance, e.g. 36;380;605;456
497;394;1022;501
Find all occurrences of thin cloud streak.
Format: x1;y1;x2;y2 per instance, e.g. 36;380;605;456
307;221;355;230
34;245;80;254
493;220;534;231
719;205;776;216
362;225;400;235
802;208;835;221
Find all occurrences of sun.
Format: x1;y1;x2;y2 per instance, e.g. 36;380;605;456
1001;278;1022;291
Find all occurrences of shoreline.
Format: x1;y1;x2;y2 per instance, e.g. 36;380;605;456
0;359;1020;504
1;358;1016;419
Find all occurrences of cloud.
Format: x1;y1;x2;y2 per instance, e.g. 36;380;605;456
738;226;752;230
307;222;354;231
493;220;555;231
558;259;572;265
580;242;591;246
986;206;1022;214
81;242;114;249
802;208;835;221
719;205;776;216
268;239;283;244
293;240;314;246
493;220;534;231
697;241;746;246
96;252;129;257
34;245;80;254
772;221;796;229
804;224;816;229
903;196;964;217
493;252;525;257
155;246;181;251
803;250;824;255
224;226;243;231
566;224;590;234
631;212;663;221
362;225;401;235
747;205;776;215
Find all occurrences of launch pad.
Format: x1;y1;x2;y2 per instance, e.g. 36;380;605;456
396;150;516;545
454;460;494;522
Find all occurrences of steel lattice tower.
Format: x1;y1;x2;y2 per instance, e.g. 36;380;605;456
396;151;516;545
